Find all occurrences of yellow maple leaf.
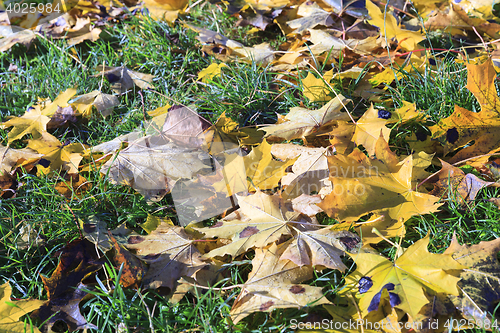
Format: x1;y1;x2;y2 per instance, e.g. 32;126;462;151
1;108;50;144
0;282;44;333
27;132;86;175
319;135;442;226
366;0;424;51
302;69;334;102
142;0;189;24
352;104;391;155
197;63;227;83
245;139;297;191
430;59;500;163
344;234;464;319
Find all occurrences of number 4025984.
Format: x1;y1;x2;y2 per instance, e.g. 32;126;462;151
444;318;498;330
5;2;61;14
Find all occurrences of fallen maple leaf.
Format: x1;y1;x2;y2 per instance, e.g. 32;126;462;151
302;69;334;102
352;104;391;155
27;132;86;175
196;191;356;271
344;234;464;320
286;1;333;33
244;139;297;191
444;235;500;328
0;282;44;333
125;223;207;291
55;174;91;199
32;283;98;332
100;134;211;201
263;95;351;141
365;0;424;51
230;242;331;324
431;59;500;163
197;63;227;83
108;233;146;289
142;0;189;23
1;108;50;143
319;135;442;225
428;159;499;207
0;144;42;174
95;65;155;94
71;90;119;118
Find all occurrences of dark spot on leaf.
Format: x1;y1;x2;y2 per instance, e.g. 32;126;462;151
368;283;399;312
239;226;259;238
38;158;50;168
339;236;360;251
415;130;427;141
378;110;391;119
128;236;144;244
210;221;223;228
105;73;120;83
368;290;381;311
389;292;401;307
211;46;224;54
290;285;306;294
429;58;436;66
358;276;373;294
381;283;395;291
446;128;459;144
260;301;274;311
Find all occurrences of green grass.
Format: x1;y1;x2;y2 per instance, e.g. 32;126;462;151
1;2;500;332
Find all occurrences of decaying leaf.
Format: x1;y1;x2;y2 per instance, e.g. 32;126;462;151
444;235;500;328
428;159;500;206
230;242;331;324
32;283;97;333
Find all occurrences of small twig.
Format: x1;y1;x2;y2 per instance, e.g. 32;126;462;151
472;26;490;56
185;0;204;13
